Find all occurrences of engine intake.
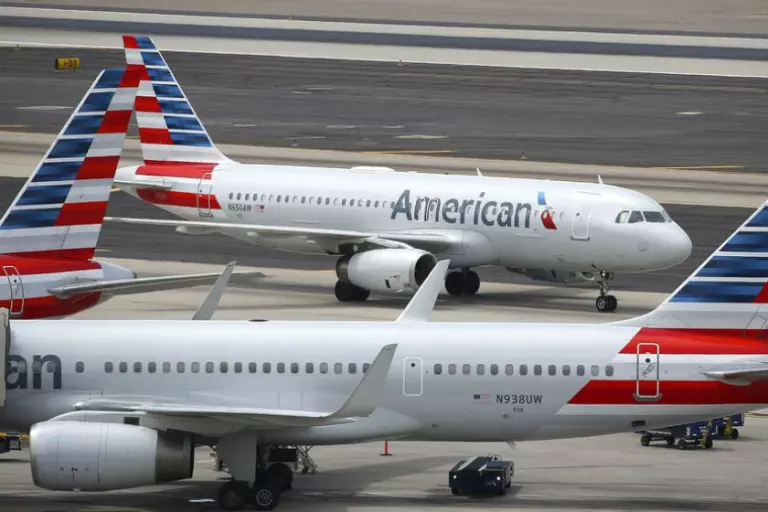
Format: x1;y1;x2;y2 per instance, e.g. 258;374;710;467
30;421;193;491
337;249;437;292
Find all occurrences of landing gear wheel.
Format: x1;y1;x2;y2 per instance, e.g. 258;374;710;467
640;435;651;447
704;438;714;449
334;280;370;302
266;462;293;490
217;481;250;511
464;270;480;295
251;481;281;511
445;272;465;296
666;437;675;446
596;294;618;312
677;439;687;450
732;428;740;440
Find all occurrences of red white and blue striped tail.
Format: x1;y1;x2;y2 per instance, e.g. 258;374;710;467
122;34;231;168
620;199;768;330
0;67;140;260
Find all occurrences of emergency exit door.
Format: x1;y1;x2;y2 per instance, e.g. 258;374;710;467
3;266;24;317
196;172;214;217
571;203;592;240
403;357;423;396
634;343;661;401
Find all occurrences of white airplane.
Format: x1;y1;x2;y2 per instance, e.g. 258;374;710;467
109;35;691;313
0;66;264;319
2;196;767;510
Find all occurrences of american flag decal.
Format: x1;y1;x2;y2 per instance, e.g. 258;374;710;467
473;393;490;403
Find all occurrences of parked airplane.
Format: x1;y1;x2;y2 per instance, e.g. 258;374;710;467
2;197;767;510
0;67;263;319
109;34;691;313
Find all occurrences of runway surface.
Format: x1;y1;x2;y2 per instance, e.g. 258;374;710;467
2;47;767;169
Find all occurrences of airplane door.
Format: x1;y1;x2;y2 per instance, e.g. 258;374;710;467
2;266;24;317
403;357;423;396
196;172;214;218
571;203;591;241
634;342;661;401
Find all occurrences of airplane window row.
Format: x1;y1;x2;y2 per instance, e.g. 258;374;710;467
98;361;372;375
228;192;392;210
615;210;668;224
433;363;614;377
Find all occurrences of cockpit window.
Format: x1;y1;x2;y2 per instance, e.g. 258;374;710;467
615;211;629;224
643;211;666;223
628;211;644;224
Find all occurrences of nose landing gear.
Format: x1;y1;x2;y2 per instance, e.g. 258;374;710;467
595;271;617;312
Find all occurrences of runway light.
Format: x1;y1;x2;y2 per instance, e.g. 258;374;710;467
54;57;81;71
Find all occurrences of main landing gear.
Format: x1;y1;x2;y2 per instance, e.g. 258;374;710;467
217;460;294;511
334;280;370;302
445;269;481;296
595;270;618;313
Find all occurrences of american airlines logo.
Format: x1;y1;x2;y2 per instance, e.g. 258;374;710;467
6;355;62;390
391;189;557;230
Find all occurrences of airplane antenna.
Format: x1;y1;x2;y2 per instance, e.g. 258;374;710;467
396;259;450;322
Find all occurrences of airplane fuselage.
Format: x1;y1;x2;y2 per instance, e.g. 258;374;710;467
2;320;764;443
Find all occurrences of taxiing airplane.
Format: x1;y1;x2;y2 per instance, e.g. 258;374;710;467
109;35;692;313
0;67;263;319
1;196;767;510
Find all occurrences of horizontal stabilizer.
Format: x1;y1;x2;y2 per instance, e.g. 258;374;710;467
48;269;266;299
702;364;768;387
114;179;173;191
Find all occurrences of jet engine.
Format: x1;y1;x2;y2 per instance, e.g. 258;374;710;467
337;249;437;292
508;268;596;285
30;421;193;491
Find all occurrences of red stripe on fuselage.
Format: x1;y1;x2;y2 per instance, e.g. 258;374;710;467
3;248;97;260
55;202;109;226
78;155;121;180
568;379;768;405
0;293;103;319
136;164;216;179
136;189;221;210
621;328;768;355
0;255;100;273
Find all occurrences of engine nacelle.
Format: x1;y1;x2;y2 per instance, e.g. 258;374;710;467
30;421;193;491
509;268;596;285
337;249;437;292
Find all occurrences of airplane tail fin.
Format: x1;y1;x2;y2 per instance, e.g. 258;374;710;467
0;68;140;260
122;35;231;167
618;199;768;331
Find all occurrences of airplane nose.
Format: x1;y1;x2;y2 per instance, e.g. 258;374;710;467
664;224;693;266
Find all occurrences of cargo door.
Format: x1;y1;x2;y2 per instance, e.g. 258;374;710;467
3;266;24;317
196;172;214;217
403;357;423;396
635;343;661;401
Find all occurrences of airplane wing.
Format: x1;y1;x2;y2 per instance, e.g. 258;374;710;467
701;364;768;386
104;216;458;254
71;343;398;428
48;268;266;299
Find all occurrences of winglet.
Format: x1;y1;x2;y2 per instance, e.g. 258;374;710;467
396;259;450;323
598;175;604;185
329;343;398;419
192;261;237;320
476;167;483;177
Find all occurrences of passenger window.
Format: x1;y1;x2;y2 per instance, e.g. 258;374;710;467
605;365;614;377
301;196;306;204
576;365;585;376
105;361;113;373
462;364;471;375
276;195;282;202
334;363;342;374
75;361;84;373
615;211;629;224
148;362;156;373
220;362;228;373
434;363;443;375
505;364;514;375
358;199;363;207
591;365;600;377
520;364;528;376
133;362;142;373
235;362;243;374
490;364;498;375
562;365;571;376
643;211;665;223
229;192;234;200
349;363;357;374
245;194;250;201
191;362;200;374
533;364;542;376
320;362;328;374
448;364;457;375
162;362;171;373
350;198;354;206
206;362;214;374
263;362;272;374
309;197;314;204
325;198;330;205
119;362;128;373
366;200;371;207
374;200;379;207
342;199;347;206
291;362;299;374
236;193;241;200
306;362;314;374
268;194;273;202
363;363;371;373
249;362;257;373
548;364;557;376
277;362;285;374
628;211;644;223
477;364;485;375
177;362;185;373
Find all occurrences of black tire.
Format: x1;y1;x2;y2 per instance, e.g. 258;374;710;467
464;271;480;295
640;435;651;447
704;438;713;449
732;428;740;440
666;437;675;446
677;439;686;450
596;296;608;312
251;482;281;511
451;486;460;495
266;463;293;491
334;281;369;302
217;481;250;511
445;272;465;296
